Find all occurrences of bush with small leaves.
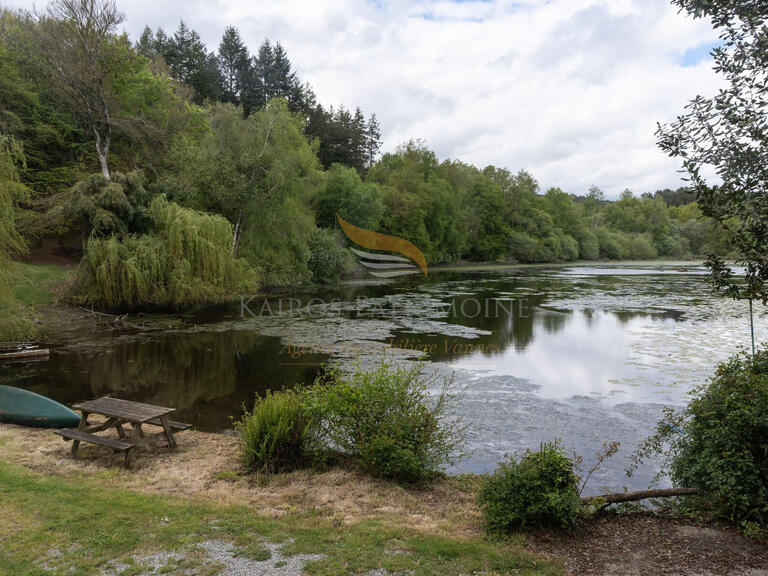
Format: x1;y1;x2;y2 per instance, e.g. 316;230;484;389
307;361;464;483
478;441;582;534
634;347;768;534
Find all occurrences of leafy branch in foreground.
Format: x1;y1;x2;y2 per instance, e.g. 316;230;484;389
657;0;768;303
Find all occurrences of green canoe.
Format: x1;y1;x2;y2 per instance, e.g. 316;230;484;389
0;385;81;428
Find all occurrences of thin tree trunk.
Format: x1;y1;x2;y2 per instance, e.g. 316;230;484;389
97;148;110;180
97;91;112;180
581;487;698;505
93;127;111;180
232;209;243;255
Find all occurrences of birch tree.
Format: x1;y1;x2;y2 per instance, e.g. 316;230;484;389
37;0;125;179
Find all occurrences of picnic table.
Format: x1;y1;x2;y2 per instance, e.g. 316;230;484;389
72;397;180;448
54;397;192;467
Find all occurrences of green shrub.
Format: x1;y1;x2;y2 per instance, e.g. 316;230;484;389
575;228;600;260
507;231;540;263
553;229;579;261
308;361;464;482
594;227;627;259
0;135;37;340
308;228;354;285
657;234;685;257
636;348;768;532
235;389;313;474
62;171;154;237
622;233;657;259
478;442;582;534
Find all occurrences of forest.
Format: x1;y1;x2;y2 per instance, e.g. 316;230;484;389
0;0;733;324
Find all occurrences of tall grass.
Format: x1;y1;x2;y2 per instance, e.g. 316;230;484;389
235;389;312;474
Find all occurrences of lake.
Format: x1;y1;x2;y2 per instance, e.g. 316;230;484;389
2;261;763;494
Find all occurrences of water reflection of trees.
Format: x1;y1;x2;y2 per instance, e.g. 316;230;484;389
3;271;699;430
404;275;683;361
13;331;325;431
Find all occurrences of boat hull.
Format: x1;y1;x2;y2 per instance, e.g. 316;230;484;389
0;385;81;428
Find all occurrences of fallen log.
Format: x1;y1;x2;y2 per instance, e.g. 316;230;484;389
582;487;699;505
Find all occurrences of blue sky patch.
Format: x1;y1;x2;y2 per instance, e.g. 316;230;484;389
681;42;718;66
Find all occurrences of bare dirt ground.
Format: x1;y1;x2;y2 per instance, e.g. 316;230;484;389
2;422;767;576
527;514;768;576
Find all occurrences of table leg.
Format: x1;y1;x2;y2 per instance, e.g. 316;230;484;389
77;412;90;431
159;414;177;449
115;423;126;439
130;423;144;438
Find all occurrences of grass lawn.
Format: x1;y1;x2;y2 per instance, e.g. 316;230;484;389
0;460;561;576
10;262;74;307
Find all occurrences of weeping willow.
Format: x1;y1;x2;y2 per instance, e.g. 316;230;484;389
0;135;37;341
77;196;258;309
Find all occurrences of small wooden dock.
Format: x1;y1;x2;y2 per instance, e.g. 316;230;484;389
0;342;49;362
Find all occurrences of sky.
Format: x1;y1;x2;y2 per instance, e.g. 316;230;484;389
14;0;723;197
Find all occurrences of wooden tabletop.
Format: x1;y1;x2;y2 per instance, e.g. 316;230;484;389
72;397;175;423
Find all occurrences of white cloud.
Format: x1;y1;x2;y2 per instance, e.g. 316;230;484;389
9;0;722;196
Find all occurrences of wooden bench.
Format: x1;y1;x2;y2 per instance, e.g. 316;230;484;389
146;418;192;431
54;428;136;468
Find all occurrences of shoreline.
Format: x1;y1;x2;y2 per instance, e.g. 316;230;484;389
2;421;767;575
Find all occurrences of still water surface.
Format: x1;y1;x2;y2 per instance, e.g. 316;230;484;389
2;262;763;494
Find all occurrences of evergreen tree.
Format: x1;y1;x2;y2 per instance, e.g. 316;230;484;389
165;21;220;104
350;107;367;170
307;105;381;173
154;28;169;56
246;39;275;110
217;26;249;105
365;113;382;168
244;39;310;115
271;42;296;99
136;26;157;59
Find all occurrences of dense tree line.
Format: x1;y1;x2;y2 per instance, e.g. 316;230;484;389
0;0;733;312
135;21;380;173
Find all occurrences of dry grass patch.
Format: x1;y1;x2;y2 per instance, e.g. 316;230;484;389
0;422;482;537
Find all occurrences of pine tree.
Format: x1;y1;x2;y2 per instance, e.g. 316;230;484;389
365;114;382;169
217;26;249;105
165;21;220;104
154;28;168;56
271;42;296;98
198;53;222;103
249;39;275;108
306;104;379;172
350;107;367;170
136;26;156;59
243;39;313;115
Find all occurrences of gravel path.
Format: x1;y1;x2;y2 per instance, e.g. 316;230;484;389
100;539;324;576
